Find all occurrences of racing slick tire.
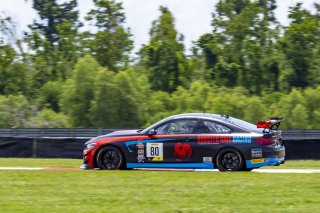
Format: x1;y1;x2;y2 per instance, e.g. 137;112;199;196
215;148;244;172
96;146;124;170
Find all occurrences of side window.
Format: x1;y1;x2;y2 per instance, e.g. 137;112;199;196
155;120;198;135
194;120;231;134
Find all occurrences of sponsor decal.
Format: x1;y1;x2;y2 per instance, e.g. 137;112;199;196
125;138;174;152
146;143;163;161
251;158;265;164
251;148;263;158
203;157;212;163
136;142;144;149
232;136;252;143
174;143;192;161
136;141;145;163
197;136;231;144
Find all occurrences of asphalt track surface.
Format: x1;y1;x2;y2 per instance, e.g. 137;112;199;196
1;167;320;173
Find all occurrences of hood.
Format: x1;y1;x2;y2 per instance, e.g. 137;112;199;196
85;129;142;145
107;129;141;136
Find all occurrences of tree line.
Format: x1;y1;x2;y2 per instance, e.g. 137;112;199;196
0;0;319;130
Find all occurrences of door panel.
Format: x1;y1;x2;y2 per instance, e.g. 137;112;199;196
138;134;197;163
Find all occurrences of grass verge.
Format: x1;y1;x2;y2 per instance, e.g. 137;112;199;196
0;158;319;212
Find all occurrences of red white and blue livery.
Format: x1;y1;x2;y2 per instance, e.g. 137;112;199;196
82;113;285;171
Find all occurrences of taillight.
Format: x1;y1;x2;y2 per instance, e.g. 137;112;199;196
256;137;275;145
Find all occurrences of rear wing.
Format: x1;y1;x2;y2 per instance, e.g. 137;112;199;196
257;118;285;133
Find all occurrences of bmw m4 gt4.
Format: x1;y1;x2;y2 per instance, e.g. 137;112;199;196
81;113;285;171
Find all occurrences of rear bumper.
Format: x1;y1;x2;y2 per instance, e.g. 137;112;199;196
246;145;285;169
246;157;285;168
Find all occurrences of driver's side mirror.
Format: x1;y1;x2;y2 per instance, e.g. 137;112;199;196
147;129;156;136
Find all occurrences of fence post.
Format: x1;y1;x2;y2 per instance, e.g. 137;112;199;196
32;138;37;158
70;128;75;138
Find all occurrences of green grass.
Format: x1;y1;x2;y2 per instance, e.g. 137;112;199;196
263;160;320;169
0;159;319;212
0;158;82;168
1;158;320;169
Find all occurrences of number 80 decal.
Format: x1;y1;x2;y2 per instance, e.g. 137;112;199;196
146;143;163;161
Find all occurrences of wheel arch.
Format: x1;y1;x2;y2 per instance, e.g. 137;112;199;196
214;146;246;169
93;143;126;168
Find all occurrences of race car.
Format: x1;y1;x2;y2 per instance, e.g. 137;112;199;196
81;113;285;171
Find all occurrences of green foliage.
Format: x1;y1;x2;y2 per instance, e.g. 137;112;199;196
28;109;70;128
196;0;281;94
89;67;151;128
89;67;118;128
31;0;80;47
139;6;188;93
280;3;320;89
62;55;151;128
0;0;320;129
85;0;133;71
0;95;34;127
0;12;16;45
37;81;63;112
25;0;81;88
61;55;100;127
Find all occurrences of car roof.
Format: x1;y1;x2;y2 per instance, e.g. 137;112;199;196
165;113;229;121
162;113;261;133
143;113;261;134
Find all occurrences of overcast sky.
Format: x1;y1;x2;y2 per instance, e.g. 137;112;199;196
1;0;318;53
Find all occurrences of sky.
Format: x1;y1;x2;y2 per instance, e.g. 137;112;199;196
0;0;318;53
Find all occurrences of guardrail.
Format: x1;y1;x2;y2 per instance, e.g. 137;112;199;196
0;128;120;138
0;128;319;139
282;130;320;139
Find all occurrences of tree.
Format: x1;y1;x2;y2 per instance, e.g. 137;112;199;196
37;81;63;112
0;62;28;96
90;68;151;128
28;109;69;128
85;0;133;71
280;3;319;90
25;0;81;84
61;55;100;127
195;0;280;94
303;86;320;129
0;13;29;96
0;12;17;45
139;6;188;93
0;95;34;127
89;66;118;127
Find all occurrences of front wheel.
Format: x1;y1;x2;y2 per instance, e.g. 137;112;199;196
215;148;244;172
96;146;124;170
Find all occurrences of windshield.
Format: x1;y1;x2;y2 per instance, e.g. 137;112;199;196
142;117;169;134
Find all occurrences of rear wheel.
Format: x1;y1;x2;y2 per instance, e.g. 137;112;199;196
215;148;244;172
96;146;124;170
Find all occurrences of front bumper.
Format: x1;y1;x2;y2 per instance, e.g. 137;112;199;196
81;148;95;169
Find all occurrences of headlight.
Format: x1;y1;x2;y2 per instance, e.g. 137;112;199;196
86;142;96;149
